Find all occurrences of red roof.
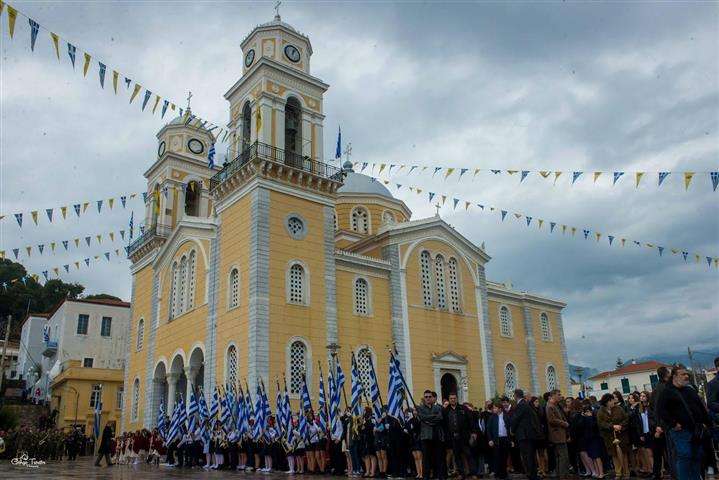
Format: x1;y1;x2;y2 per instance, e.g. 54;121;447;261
589;360;667;381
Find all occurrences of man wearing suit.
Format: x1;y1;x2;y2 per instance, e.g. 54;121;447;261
443;393;472;479
487;401;513;480
510;389;541;480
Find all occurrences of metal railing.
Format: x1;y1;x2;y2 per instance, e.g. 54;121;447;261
126;224;171;257
210;141;344;191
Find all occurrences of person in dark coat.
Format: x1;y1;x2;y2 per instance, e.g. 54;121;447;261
510;389;541;480
487;401;513;480
442;392;472;479
417;390;445;480
94;424;114;467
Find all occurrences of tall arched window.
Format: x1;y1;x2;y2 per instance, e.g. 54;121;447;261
382;211;396;225
284;97;302;160
351;207;369;234
177;256;188;315
132;378;140;421
500;306;513;337
226;345;238;387
184;181;200;216
229;268;240;309
354;278;369;315
242;102;252;149
169;262;179;319
420;250;433;307
435;254;447;310
186;250;196;309
448;257;461;313
546;365;557;391
356;348;374;394
289;340;308;395
287;263;306;305
504;363;517;395
151;184;160;227
136;319;144;351
540;313;552;341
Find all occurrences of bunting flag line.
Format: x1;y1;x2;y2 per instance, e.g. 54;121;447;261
358;161;718;191
388;183;717;271
8;249;127;285
1;191;140;227
0;1;225;137
6;228;127;261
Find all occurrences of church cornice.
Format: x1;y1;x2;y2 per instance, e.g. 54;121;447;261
335;193;412;220
225;58;328;102
144;151;219;182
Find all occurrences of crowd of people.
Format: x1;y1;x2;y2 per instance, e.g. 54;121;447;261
0;425;93;461
90;361;718;480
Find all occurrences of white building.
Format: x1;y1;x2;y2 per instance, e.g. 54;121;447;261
587;360;666;396
40;298;131;402
17;313;50;385
0;340;20;380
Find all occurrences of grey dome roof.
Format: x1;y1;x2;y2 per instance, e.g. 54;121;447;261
338;170;394;199
167;110;210;132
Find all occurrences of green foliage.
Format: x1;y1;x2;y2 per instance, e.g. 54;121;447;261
0;259;84;340
83;293;122;301
0;406;19;430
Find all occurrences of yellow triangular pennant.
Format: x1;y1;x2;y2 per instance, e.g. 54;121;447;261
444;168;455;179
465;201;471;210
109;232;115;242
538;219;544;229
416;188;422;194
96;234;102;244
31;211;38;225
507;170;517;175
684;172;695;190
129;83;142;104
474;168;480;177
554;171;562;184
51;32;60;60
83;53;91;77
571;227;577;236
112;70;119;94
539;171;550;178
635;172;645;188
561;225;567;234
595;232;601;242
53;268;59;276
621;238;626;247
74;238;80;248
378;164;386;174
74;261;80;269
593;172;602;183
26;246;31;257
108;198;114;209
7;6;17;38
83;202;89;213
441;195;446;205
514;213;522;219
61;206;67;218
152;95;161;114
50;242;56;253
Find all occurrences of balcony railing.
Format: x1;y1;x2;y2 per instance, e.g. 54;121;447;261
210;141;344;191
42;340;58;358
126;224;171;258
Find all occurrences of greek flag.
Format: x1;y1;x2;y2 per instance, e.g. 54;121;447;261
244;388;253;434
187;390;199;434
335;126;342;160
329;369;343;440
236;388;246;433
276;385;285;436
198;390;210;422
208;143;216;169
220;390;232;431
368;355;382;420
301;376;312;413
298;408;308;441
261;383;271;424
253;383;265;439
209;387;220;424
157;399;167;439
351;354;365;416
387;353;404;420
43;325;50;343
167;402;182;444
226;384;236;425
128;211;134;241
318;370;328;432
93;396;102;440
283;382;294;444
178;397;188;431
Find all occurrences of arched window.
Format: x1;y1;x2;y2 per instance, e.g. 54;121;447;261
284;97;302;161
499;306;513;337
504;363;517;395
289;340;308;395
242;102;252;149
186;250;196;309
177;256;187;315
151;184;160;227
351;207;369;234
356;348;374;394
382;210;396;225
226;345;238;387
448;257;461;313
354;278;370;316
132;378;140;421
540;313;552;341
435;255;447;310
136;319;144;351
169;262;179;319
287;263;306;305
420;251;433;307
184;181;200;217
546;365;557;391
229;268;240;309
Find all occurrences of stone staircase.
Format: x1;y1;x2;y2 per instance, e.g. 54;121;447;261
3;403;50;429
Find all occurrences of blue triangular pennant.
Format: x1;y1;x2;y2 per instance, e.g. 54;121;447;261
142;90;152;111
73;204;81;217
433;167;442;176
104;252;110;261
408;166;417;174
501;210;507;221
97;200;103;213
526;216;532;226
658;246;664;256
682;251;688;262
453;198;460;210
142;192;148;203
45;208;53;222
707;256;712;267
459;168;468;179
520;171;530;182
85;236;91;247
67;43;77;68
396;184;402;189
14;213;23;227
572;171;583;184
38;244;44;254
29;19;40;52
491;169;501;174
63;265;69;273
477;204;484;210
124;77;131;89
613;171;624;185
550;222;556;233
428;192;435;202
62;240;69;250
583;229;590;239
98;62;106;88
120;195;127;208
84;258;90;267
161;100;169;119
360;163;368;172
42;271;48;281
710;172;719;192
12;249;19;259
608;235;614;246
658;172;670;186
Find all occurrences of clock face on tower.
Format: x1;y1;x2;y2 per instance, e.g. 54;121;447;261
245;49;255;67
158;141;166;157
188;138;204;155
284;44;300;63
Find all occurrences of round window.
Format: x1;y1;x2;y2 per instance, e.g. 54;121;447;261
286;215;307;240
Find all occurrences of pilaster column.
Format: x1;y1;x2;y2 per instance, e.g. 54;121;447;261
522;305;540;395
152;377;166;425
301;112;312;158
184;366;199;399
166;373;179;413
556;312;572;393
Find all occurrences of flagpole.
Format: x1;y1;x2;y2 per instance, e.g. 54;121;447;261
318;361;331;435
368;354;385;408
329;348;349;410
389;348;417;407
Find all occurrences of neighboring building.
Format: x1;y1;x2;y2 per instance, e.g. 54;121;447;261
0;340;20;380
121;13;570;432
42;298;130;432
588;360;666;396
17;313;50;386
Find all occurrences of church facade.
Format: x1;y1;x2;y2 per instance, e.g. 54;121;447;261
121;15;569;432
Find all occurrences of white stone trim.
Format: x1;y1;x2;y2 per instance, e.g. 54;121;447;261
399;236;479;285
227;264;241;310
498;303;514;338
169;349;187;373
285;259;310;306
286;336;312;399
350;205;371;235
503;361;519;394
224;342;239;386
545;363;558;391
352;275;373;317
539;311;553;342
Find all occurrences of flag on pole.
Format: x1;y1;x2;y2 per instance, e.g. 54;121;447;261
301;375;312;413
368;355;382;420
318;368;329;433
387;352;404;419
93;393;102;440
350;353;365;416
208;143;216;169
335;126;342;160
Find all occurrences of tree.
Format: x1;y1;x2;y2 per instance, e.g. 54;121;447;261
0;259;84;339
84;293;123;302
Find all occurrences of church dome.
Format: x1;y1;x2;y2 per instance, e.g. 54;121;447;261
338;164;395;199
166;110;210;132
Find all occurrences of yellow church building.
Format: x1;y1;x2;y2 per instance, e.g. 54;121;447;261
121;13;569;432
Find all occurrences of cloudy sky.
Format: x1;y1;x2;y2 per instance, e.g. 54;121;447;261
1;1;717;370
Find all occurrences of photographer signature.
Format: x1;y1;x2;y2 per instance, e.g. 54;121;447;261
11;453;46;468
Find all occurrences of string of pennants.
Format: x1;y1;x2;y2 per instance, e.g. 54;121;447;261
2;192;141;227
0;1;228;141
0;229;128;262
354;163;719;192
373;178;718;270
0;249;127;290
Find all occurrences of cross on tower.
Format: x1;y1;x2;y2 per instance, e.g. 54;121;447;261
344;142;352;163
186;91;193;111
435;204;441;216
274;1;282;18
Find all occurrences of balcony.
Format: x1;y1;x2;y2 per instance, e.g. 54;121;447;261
126;224;171;262
42;340;58;357
210;141;345;198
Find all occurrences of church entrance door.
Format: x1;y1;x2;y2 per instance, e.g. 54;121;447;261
440;371;459;402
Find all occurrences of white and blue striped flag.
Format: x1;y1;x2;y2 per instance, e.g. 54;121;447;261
187;389;199;434
329;368;343;440
387;353;404;420
208;143;216;169
368;355;382;420
351;353;365;416
301;376;312;413
318;369;328;432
